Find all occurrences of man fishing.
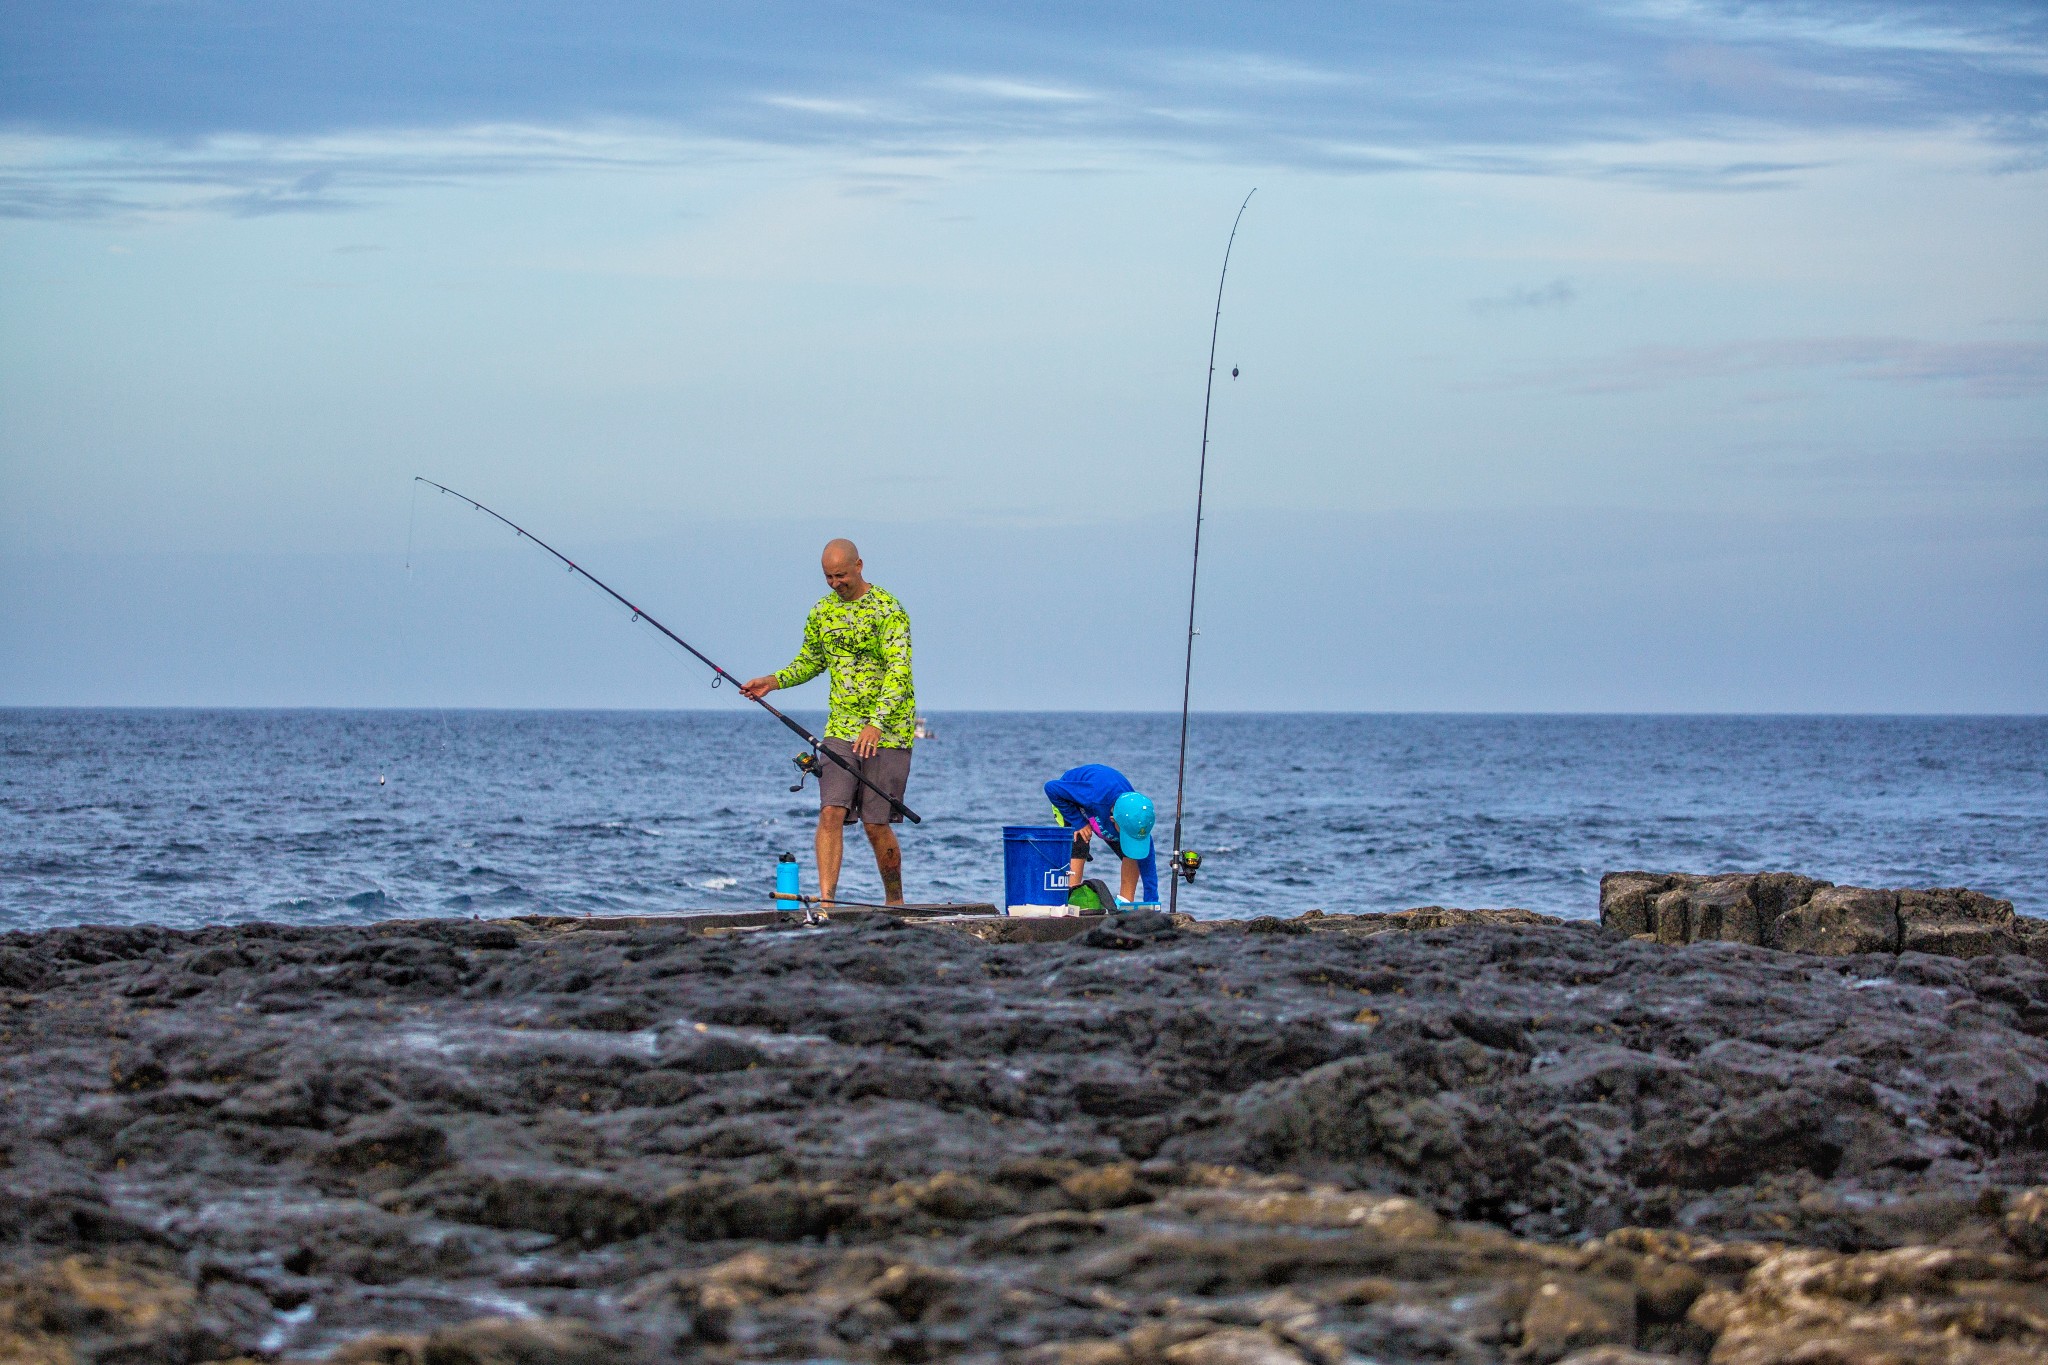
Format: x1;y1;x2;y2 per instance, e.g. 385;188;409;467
1045;764;1158;908
741;540;915;907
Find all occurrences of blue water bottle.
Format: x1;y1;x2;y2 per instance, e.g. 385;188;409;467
775;852;800;908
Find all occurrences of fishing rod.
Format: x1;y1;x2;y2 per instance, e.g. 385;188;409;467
414;477;920;823
774;892;992;921
1168;190;1254;915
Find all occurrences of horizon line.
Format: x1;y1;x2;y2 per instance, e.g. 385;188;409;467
3;705;2043;720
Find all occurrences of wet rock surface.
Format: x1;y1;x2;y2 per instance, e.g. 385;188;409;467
4;908;2048;1362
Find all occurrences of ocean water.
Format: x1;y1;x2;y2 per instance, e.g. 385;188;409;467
1;709;2043;934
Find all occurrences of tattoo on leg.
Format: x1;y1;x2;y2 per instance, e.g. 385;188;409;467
869;824;904;903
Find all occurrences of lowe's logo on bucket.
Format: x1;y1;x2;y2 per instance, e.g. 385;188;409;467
1043;869;1069;892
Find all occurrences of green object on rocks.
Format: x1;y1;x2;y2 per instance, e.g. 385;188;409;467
1067;877;1116;912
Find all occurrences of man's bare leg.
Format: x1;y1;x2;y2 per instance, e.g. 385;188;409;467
1120;858;1141;903
816;808;849;905
864;823;904;906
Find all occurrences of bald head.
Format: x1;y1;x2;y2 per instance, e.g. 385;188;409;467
821;539;868;601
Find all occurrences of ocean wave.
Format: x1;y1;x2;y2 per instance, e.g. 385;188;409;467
443;885;543;910
553;821;663;839
134;868;209;884
257;888;404;922
3;854;86;875
558;891;639;912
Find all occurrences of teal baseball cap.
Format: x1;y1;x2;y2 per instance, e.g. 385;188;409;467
1111;791;1155;860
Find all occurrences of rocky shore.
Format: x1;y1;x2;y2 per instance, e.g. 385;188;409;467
1600;872;2048;961
5;887;2048;1363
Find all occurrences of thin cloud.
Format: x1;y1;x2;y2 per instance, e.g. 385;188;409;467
218;169;355;217
1611;0;2048;69
0;124;756;223
2;4;2042;218
759;95;883;121
5;5;2041;158
835;167;945;198
1585;155;1825;190
0;179;132;221
1290;138;1824;188
1662;41;1898;99
0;119;1870;226
1768;441;2048;485
1144;52;1358;90
1472;279;1578;314
924;75;1096;104
1479;337;2048;397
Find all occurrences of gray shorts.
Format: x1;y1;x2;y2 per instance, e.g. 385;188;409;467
817;738;913;825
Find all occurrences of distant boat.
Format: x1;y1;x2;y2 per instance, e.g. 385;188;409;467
914;715;935;739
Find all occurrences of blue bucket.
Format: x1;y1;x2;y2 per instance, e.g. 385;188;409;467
1003;825;1074;911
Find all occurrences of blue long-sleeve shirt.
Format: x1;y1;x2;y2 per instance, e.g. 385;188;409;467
1043;764;1158;902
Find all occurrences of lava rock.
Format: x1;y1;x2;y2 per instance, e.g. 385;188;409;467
1602;870;2042;963
4;910;2048;1362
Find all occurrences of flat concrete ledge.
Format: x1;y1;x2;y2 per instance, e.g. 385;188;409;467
510;903;1002;936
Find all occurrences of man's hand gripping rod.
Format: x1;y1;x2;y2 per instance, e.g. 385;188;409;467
414;478;920;823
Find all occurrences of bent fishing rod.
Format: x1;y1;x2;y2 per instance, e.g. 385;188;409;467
1168;189;1253;915
414;477;919;823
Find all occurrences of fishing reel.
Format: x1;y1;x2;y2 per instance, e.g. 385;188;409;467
1175;849;1202;883
789;751;820;792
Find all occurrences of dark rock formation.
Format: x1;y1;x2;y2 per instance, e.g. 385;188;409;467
1601;872;2045;962
3;909;2046;1362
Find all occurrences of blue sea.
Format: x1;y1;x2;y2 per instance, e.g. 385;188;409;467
1;710;2042;934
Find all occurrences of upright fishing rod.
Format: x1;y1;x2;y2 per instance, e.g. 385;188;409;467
413;477;919;823
1168;190;1253;914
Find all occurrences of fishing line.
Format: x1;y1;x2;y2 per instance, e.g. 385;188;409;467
559;560;724;696
382;477;424;789
414;478;920;824
551;552;789;888
1168;189;1254;916
405;476;419;573
394;480;468;781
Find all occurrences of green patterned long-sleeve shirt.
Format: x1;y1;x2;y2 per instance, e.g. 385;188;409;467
773;586;916;748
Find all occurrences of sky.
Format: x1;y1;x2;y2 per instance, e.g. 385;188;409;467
1;1;2043;711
